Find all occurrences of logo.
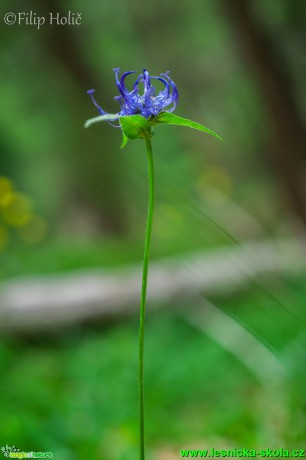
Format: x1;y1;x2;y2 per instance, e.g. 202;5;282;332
1;446;20;458
1;447;53;459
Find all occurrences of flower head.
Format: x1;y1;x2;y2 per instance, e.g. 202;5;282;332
85;68;222;145
87;68;178;126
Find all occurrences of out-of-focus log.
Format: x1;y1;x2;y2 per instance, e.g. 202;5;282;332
0;239;305;332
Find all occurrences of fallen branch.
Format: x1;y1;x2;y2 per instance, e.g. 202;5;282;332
0;238;305;331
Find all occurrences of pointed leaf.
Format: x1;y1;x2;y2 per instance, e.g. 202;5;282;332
153;112;223;141
121;132;129;149
84;114;119;128
119;115;151;140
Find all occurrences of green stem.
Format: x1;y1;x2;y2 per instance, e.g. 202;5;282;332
139;134;154;460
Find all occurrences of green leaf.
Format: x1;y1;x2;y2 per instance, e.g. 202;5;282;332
121;132;129;149
84;114;119;128
119;115;151;141
153;112;223;141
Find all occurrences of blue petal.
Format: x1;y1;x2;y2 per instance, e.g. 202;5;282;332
113;68;125;97
120;71;137;95
87;89;108;115
142;69;152;108
162;73;179;103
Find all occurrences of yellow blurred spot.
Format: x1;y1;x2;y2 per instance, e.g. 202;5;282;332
1;193;33;227
18;215;48;244
104;426;137;457
155;205;182;238
0;223;9;251
198;167;232;196
0;176;13;207
159;205;182;224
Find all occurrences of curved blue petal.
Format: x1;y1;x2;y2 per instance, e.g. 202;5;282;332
162;72;179;105
120;71;137;95
87;89;108;115
113;68;125;97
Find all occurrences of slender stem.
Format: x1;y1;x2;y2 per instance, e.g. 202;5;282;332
139;134;154;460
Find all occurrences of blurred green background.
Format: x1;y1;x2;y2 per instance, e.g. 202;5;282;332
0;0;306;458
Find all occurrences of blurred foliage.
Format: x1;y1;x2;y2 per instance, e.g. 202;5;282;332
0;275;305;457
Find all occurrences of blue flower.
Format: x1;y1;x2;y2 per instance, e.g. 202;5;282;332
87;68;178;126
